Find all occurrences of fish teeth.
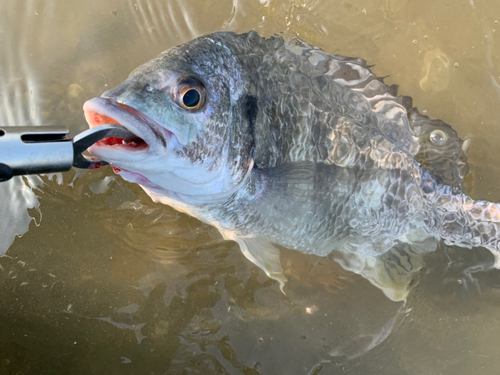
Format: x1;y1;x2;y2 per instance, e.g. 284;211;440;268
120;139;143;148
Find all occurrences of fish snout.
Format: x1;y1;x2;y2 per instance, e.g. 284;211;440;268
83;97;170;158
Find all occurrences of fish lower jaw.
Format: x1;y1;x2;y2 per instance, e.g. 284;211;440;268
111;167;157;187
115;169;243;207
111;170;202;209
87;144;151;163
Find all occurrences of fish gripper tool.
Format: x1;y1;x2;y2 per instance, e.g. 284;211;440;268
0;124;135;182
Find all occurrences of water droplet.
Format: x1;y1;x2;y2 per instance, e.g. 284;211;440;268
454;62;459;68
412;39;418;45
430;129;447;145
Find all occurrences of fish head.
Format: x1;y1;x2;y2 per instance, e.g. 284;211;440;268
84;33;257;206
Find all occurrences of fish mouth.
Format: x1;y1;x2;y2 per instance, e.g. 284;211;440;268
83;97;169;162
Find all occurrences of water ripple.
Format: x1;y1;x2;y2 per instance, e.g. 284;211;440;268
125;0;201;49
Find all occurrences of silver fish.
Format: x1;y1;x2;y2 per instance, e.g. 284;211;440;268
84;31;497;300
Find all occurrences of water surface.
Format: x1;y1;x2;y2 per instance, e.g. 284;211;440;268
1;0;500;374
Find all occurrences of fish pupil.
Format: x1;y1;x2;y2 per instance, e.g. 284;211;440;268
183;89;200;108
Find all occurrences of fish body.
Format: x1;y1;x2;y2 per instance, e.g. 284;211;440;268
84;31;498;300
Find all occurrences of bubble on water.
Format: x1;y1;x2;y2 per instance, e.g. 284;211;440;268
454;62;459;68
67;83;83;98
430;129;447;145
423;35;428;39
412;39;418;45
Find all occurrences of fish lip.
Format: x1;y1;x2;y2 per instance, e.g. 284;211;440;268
83;97;170;160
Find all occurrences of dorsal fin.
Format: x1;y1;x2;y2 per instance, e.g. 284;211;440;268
285;37;469;185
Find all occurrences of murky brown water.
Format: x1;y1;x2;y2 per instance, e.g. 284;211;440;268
2;0;500;374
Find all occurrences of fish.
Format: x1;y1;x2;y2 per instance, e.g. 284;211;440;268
83;31;498;301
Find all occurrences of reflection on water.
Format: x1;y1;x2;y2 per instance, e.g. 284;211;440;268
0;176;41;255
1;0;500;374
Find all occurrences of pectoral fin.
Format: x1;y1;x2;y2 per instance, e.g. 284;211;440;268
234;237;288;293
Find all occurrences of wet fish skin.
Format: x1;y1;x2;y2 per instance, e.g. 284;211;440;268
85;31;498;299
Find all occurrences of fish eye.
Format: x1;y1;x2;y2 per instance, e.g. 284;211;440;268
175;76;206;111
182;89;201;109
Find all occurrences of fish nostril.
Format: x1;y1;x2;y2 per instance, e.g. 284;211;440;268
101;82;136;100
